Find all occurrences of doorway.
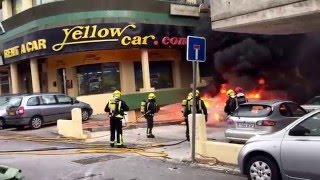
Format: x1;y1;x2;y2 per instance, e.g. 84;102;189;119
57;68;67;95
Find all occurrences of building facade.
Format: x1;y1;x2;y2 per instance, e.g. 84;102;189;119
0;0;209;114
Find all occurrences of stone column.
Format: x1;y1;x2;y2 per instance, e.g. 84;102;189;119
10;63;19;94
140;50;154;92
173;60;182;88
120;61;136;93
22;0;33;11
30;58;41;93
2;0;13;20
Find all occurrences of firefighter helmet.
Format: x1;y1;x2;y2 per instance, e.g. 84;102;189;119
148;93;156;100
196;90;200;97
187;92;193;99
235;87;243;93
227;89;235;96
113;90;121;98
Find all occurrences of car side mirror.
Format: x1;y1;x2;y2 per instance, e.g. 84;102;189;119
289;125;310;136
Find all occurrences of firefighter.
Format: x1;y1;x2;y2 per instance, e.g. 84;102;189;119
235;87;248;108
224;89;237;115
104;90;129;148
185;90;208;141
181;92;193;141
143;93;159;138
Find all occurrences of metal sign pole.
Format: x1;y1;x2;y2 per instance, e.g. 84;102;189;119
191;60;197;163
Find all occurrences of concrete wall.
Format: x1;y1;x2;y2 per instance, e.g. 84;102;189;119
212;0;305;20
211;0;320;34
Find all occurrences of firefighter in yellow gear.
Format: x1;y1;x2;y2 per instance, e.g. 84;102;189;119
224;89;237;115
182;90;207;141
104;90;129;148
143;93;159;138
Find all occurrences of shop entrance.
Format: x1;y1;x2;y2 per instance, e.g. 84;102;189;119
57;68;67;95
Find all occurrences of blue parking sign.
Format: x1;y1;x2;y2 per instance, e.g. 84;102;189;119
186;36;206;62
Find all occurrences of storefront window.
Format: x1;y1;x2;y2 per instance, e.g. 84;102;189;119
33;0;59;5
134;61;174;91
77;63;120;95
0;73;10;94
12;0;22;15
0;5;3;22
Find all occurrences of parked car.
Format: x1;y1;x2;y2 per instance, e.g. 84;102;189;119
0;94;24;129
238;109;320;180
5;93;93;129
225;100;307;143
301;95;320;112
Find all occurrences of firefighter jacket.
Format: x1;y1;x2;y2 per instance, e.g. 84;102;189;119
186;97;208;121
104;98;129;119
224;96;237;115
144;99;158;117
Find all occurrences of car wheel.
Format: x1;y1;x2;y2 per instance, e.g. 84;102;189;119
246;155;281;180
81;109;90;121
29;116;43;129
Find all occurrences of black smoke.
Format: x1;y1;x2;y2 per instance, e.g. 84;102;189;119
196;21;320;104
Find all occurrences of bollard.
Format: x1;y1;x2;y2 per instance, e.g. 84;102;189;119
0;165;24;180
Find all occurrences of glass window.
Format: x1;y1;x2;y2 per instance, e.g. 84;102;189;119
134;61;174;91
42;95;57;105
236;105;272;117
294;112;320;136
8;97;22;107
33;0;58;5
286;103;307;117
0;6;3;22
56;95;72;104
27;97;40;106
76;63;120;95
279;104;291;117
12;0;22;15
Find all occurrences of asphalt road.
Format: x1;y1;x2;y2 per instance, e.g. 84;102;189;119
0;139;244;180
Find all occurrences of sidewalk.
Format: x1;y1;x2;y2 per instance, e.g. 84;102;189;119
83;111;184;132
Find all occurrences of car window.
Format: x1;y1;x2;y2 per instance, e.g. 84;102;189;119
27;97;40;106
279;104;291;117
307;97;320;105
8;97;22;107
236;105;272;117
295;112;320;136
56;95;72;104
286;103;307;117
42;95;57;105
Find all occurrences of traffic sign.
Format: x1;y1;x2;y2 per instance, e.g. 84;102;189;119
186;36;206;62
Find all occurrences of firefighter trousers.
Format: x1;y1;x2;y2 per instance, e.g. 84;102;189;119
185;117;189;140
146;116;154;135
110;117;123;145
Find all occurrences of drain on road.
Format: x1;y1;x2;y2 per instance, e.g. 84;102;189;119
73;155;124;165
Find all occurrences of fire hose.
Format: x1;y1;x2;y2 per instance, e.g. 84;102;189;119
0;134;187;158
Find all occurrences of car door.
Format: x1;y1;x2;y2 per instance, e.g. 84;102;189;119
55;94;73;119
40;95;60;123
281;112;320;179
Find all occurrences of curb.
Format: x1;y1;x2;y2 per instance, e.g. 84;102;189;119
84;120;184;132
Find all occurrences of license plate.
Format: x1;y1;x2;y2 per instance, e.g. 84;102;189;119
237;122;255;128
8;111;16;115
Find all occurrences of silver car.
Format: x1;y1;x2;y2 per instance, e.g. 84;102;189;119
301;95;320;112
225;100;307;143
5;93;93;129
238;109;320;180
